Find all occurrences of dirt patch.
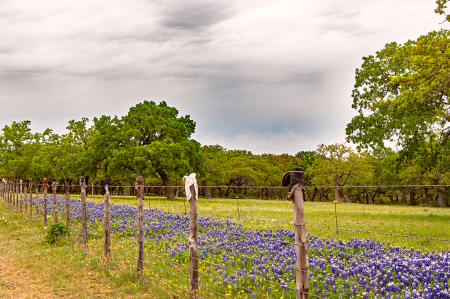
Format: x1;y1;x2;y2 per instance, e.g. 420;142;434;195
0;254;56;299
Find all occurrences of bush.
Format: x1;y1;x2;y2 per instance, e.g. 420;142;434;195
45;223;68;244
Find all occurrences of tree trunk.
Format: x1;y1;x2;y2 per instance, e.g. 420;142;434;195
339;189;350;203
334;174;340;204
203;180;212;199
365;188;374;204
437;169;445;207
401;189;407;205
387;194;394;204
175;187;180;197
159;171;174;199
355;191;362;203
309;188;318;202
320;189;330;201
409;190;416;206
334;187;339;204
423;188;429;206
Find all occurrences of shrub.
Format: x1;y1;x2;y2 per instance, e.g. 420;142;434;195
44;223;68;244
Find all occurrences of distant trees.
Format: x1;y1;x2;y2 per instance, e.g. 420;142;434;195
1;100;449;206
309;144;373;204
0;101;203;199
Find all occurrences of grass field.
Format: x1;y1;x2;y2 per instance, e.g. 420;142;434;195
1;194;449;298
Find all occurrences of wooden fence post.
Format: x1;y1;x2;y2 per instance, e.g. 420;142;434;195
16;180;19;210
35;179;40;217
104;182;111;261
19;180;23;213
293;187;309;299
236;196;240;219
16;179;19;210
135;176;144;278
65;179;70;230
282;169;309;299
102;176;111;261
14;180;17;210
189;184;198;298
29;179;33;218
43;178;48;226
11;180;14;207
52;179;58;224
80;177;88;249
24;180;28;213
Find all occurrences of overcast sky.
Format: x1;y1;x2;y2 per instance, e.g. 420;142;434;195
0;0;446;154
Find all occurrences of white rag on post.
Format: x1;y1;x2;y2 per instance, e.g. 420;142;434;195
184;172;198;201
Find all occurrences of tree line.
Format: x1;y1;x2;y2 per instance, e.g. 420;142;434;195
0;101;449;207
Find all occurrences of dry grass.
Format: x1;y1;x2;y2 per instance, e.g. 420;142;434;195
0;202;160;298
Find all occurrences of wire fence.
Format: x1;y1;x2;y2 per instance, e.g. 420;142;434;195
0;181;449;299
10;182;450;205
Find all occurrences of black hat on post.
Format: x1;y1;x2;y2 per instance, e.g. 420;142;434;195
281;168;304;192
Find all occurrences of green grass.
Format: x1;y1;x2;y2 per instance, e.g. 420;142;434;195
1;194;449;298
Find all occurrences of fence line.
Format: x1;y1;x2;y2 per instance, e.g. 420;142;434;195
16;183;450;188
0;179;449;299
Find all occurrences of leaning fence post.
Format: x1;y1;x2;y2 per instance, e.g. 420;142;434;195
43;178;48;226
52;178;58;224
80;176;88;250
35;179;40;217
135;176;144;278
102;176;111;261
186;172;199;299
282;168;309;299
65;179;70;230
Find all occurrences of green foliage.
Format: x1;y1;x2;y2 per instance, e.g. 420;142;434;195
346;30;450;166
435;0;450;22
44;223;68;244
309;143;373;186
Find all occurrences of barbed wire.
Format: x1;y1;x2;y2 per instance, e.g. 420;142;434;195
6;183;450;189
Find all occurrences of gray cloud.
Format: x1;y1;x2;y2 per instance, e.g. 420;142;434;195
0;0;445;154
160;1;233;31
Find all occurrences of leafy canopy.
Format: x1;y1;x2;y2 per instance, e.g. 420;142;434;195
346;29;450;172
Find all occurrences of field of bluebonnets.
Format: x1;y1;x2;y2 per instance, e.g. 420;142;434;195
38;194;450;299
